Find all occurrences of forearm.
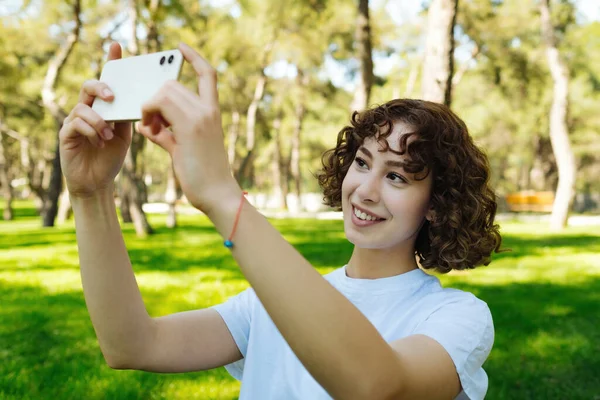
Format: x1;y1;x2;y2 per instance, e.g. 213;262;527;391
206;187;403;399
71;185;153;367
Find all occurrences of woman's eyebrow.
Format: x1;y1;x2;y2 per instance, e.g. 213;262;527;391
358;146;405;168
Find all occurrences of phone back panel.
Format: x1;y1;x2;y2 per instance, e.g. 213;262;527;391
92;49;184;122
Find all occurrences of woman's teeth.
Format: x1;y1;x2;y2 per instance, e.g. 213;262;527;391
354;207;381;221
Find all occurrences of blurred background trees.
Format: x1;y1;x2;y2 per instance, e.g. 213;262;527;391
1;0;599;233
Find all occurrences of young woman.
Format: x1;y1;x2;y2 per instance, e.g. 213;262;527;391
60;42;502;400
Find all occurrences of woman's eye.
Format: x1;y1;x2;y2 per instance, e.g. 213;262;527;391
387;173;406;183
355;157;367;168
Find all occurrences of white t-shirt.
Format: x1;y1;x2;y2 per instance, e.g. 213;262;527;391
212;266;494;400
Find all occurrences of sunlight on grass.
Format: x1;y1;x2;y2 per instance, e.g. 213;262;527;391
1;202;599;399
526;331;591;357
0;270;82;294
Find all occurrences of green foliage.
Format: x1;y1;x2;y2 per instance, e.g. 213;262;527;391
0;0;598;202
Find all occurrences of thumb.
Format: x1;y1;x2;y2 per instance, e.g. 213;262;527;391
135;121;176;154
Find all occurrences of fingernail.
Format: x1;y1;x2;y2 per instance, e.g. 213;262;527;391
103;128;114;140
103;88;113;97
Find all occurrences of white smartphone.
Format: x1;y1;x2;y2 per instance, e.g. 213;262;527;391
92;49;184;122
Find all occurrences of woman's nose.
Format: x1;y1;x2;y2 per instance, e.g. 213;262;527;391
355;174;380;203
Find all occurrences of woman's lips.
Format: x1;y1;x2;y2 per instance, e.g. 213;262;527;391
351;206;386;227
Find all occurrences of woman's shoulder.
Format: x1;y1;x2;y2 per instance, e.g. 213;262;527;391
421;282;492;319
413;281;495;346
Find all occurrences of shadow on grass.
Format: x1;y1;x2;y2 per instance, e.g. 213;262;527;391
2;277;598;399
451;279;600;400
0;231;78;250
2;213;599;399
0;282;239;400
122;217;350;275
0;204;41;219
494;232;600;261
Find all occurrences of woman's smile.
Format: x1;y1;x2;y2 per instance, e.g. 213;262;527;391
351;205;386;227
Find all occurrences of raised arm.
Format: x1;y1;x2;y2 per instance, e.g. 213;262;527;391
61;42;241;374
71;188;241;372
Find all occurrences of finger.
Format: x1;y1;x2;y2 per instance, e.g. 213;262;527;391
178;42;219;105
65;117;104;148
151;114;164;135
135;121;176;154
140;81;190;128
78;80;115;108
107;42;122;62
71;103;115;140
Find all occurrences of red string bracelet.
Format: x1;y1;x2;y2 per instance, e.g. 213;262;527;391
224;191;248;249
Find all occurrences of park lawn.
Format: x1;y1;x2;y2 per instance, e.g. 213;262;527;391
0;200;599;400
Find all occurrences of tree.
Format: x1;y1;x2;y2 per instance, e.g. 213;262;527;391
116;0;155;236
422;0;459;105
539;0;576;229
0;129;13;220
350;0;374;111
41;0;83;227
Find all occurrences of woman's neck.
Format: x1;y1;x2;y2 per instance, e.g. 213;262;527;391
345;245;419;279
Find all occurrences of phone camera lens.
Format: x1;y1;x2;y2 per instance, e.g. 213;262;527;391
168;55;174;64
160;56;166;65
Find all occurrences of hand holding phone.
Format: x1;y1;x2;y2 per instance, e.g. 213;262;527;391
59;42;133;199
135;42;240;214
92;49;184;122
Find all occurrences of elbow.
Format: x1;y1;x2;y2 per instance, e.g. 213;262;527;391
104;354;133;370
346;380;399;400
106;358;131;370
359;371;406;400
361;384;403;400
102;349;138;370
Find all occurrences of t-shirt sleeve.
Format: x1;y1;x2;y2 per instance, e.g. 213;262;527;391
211;287;255;380
412;293;495;400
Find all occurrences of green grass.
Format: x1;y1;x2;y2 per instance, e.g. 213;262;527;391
1;200;599;399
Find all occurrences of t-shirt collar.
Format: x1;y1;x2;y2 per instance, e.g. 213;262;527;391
336;264;433;295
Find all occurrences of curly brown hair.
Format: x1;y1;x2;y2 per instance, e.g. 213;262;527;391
317;98;504;273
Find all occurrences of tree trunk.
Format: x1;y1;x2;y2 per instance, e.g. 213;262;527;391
421;0;458;106
0;130;13;220
145;0;162;53
120;127;153;236
165;163;178;228
41;0;82;227
350;0;374;111
452;43;479;87
56;179;72;224
117;0;154;236
540;0;576;230
29;159;46;211
0;121;38;212
271;110;287;210
119;0;140;223
128;0;140;55
236;72;267;187
399;57;421;99
227;110;240;166
235;40;275;187
119;189;132;221
289;70;309;213
42;144;63;227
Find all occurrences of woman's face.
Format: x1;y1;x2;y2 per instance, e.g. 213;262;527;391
341;121;434;250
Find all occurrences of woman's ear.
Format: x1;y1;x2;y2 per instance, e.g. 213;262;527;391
425;205;435;222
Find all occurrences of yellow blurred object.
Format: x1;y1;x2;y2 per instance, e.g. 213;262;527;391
505;191;555;212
